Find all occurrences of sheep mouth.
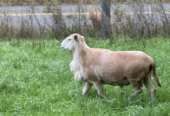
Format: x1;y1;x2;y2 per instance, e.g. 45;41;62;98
60;47;64;50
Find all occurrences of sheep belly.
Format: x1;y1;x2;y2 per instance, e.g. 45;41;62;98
101;77;130;87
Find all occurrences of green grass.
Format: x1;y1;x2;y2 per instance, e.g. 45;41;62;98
0;37;170;116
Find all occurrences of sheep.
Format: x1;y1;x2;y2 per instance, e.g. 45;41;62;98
60;33;161;102
88;6;114;29
89;6;101;29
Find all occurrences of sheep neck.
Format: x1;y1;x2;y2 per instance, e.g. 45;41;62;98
73;41;89;64
69;41;89;84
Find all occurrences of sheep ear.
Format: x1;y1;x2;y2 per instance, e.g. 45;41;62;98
81;36;84;39
74;35;78;41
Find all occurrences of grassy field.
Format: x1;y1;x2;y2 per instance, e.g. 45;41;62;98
0;37;170;115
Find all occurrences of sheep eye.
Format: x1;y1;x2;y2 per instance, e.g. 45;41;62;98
68;39;71;41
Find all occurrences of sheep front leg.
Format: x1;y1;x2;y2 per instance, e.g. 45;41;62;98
93;82;105;99
82;82;92;96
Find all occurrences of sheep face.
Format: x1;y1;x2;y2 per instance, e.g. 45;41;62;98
60;34;85;52
60;34;78;51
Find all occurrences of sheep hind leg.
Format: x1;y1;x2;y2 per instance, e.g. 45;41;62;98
143;75;156;103
132;80;143;96
128;79;143;100
93;82;105;99
82;82;92;96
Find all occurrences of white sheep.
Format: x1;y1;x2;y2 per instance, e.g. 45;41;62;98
60;33;161;102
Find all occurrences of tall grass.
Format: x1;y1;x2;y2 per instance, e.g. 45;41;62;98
0;37;170;115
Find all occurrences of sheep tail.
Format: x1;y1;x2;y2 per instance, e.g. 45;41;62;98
150;63;162;87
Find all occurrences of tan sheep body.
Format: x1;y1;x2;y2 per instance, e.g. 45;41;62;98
60;33;161;102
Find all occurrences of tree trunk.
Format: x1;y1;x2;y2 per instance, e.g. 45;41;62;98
101;0;112;39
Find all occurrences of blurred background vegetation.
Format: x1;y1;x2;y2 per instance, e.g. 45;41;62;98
0;0;169;5
0;0;170;42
